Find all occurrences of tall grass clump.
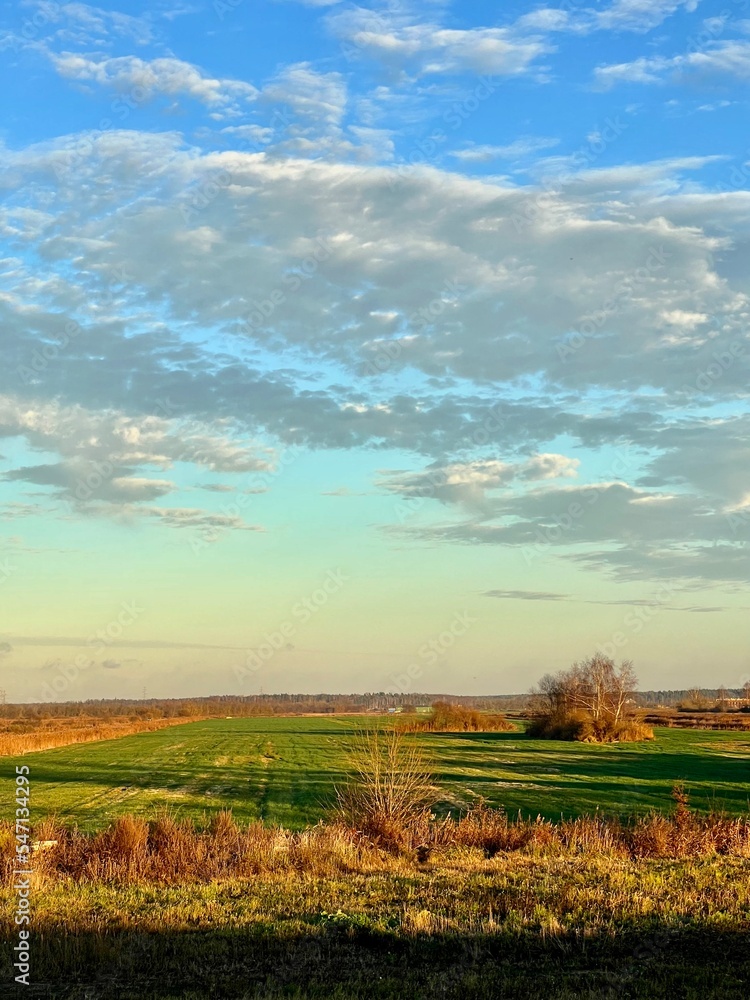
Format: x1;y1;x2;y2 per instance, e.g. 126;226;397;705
335;726;437;848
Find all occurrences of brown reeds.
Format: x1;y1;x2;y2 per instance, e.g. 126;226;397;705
5;787;749;887
0;811;399;885
0;716;199;756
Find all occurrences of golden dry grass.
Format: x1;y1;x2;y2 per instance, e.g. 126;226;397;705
0;715;201;756
4;792;750;889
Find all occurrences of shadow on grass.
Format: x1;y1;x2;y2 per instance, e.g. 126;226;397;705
421;730;750;817
0;922;748;999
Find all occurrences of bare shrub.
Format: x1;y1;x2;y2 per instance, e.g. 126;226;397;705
335;726;437;848
108;814;149;858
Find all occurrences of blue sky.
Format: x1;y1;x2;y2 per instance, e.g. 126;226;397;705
1;0;749;701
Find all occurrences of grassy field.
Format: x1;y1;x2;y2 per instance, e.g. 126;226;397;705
4;717;750;999
9;716;750;829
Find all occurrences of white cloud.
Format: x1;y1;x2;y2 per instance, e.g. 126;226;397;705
0;395;272;473
398;481;749;584
0;394;274;512
329;10;553;78
451;136;560;164
143;507;264;531
592;0;700;33
49;51;258;107
261;62;346;126
3;462;176;503
328;1;702;84
20;1;154;45
1;129;749;579
280;0;343;6
379;454;580;508
595;40;750;89
520;0;700;34
2;134;748;407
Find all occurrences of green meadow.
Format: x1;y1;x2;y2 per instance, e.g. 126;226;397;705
10;716;750;829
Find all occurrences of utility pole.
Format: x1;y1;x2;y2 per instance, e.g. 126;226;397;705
0;689;6;705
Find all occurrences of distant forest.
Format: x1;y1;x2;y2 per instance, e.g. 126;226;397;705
1;689;748;718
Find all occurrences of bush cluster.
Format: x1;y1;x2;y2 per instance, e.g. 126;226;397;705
400;702;514;733
527;711;654;743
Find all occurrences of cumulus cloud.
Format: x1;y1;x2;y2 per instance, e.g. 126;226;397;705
397;482;749;585
48;51;258;108
254;62;358;158
591;0;700;33
261;63;346;127
639;416;750;503
595;40;750;89
328;1;699;82
14;2;154;47
516;0;700;35
329;12;553;78
0;395;273;476
0;395;275;522
3;462;176;504
6;131;746;403
379;454;579;508
1;129;749;582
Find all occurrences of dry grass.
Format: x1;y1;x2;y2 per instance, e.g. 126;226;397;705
0;715;200;756
644;710;750;731
3;855;750;1000
527;710;654;743
0;812;399;885
5;788;750;887
436;789;750;860
399;701;514;733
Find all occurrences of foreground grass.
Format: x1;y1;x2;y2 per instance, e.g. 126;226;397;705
2;855;749;998
8;716;750;829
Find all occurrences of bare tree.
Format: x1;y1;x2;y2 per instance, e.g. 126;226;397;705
613;660;637;722
529;655;643;741
532;655;637;725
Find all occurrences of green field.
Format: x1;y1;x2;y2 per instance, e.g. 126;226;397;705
10;716;750;829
